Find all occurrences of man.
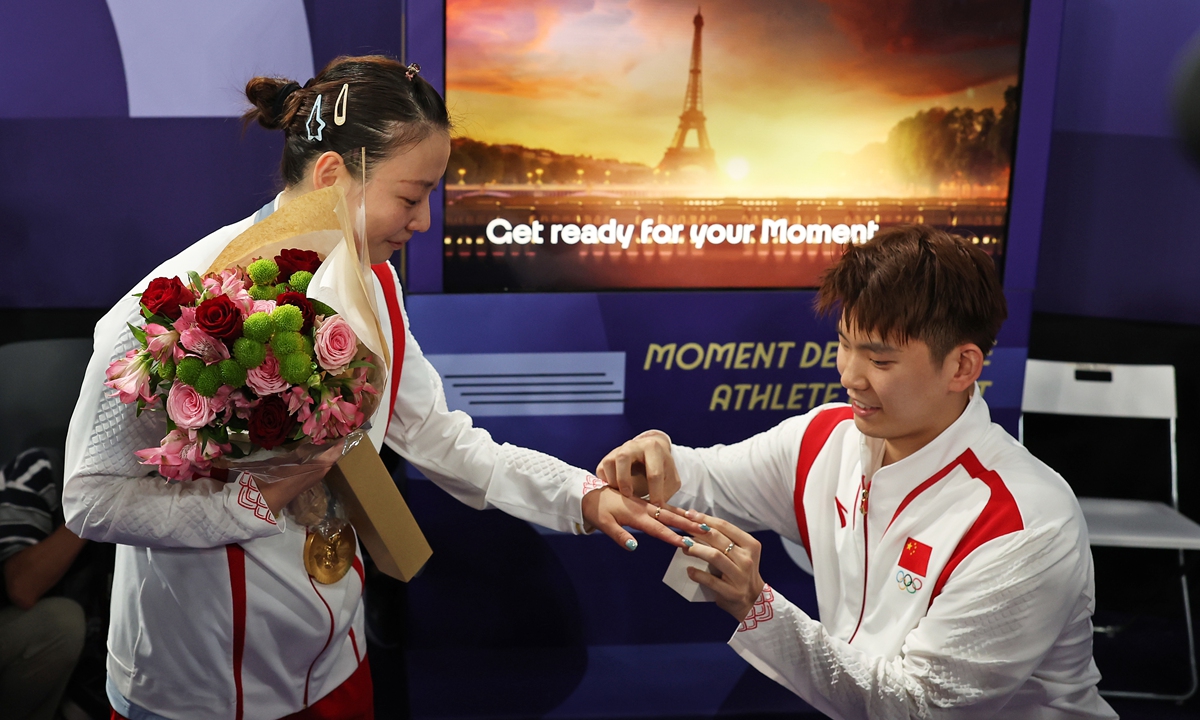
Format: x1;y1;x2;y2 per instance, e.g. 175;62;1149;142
594;226;1116;719
0;448;88;720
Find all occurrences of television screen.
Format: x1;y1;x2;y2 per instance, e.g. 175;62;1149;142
443;0;1026;292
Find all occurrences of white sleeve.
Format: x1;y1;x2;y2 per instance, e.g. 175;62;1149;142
382;296;594;535
669;413;812;540
62;298;286;548
728;524;1092;719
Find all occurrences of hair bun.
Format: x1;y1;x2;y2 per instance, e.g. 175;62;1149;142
243;77;302;130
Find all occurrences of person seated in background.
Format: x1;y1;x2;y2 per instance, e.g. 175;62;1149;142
596;225;1118;719
0;448;88;720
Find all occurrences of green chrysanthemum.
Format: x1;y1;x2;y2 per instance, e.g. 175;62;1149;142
232;337;266;369
156;359;176;383
279;352;314;385
176;356;204;386
271;305;304;333
288;271;313;294
270;330;305;357
193;364;223;398
248;284;276;301
219;359;247;388
242;312;275;343
247;258;280;286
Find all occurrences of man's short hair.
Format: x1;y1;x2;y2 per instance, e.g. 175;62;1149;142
816;225;1007;360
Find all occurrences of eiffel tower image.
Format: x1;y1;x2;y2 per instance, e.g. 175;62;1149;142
657;8;718;175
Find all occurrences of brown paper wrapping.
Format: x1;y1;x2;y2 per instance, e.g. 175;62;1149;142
211;186;430;581
325;436;432;581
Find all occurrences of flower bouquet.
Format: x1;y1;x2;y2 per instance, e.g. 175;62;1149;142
105;188;413;580
108;249;380;484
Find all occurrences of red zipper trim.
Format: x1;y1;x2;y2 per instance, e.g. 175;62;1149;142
848;479;869;644
304;534;337;707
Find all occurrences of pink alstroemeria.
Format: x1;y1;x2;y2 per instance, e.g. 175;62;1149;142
180;328;230;365
135;428;229;481
208;269;254;317
105;349;154;404
172;306;198;334
302;389;364;445
228;389;259;420
143;323;179;365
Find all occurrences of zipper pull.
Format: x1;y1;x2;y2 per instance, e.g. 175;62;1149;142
860;485;869;515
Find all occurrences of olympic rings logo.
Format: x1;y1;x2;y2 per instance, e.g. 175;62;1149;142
896;570;923;594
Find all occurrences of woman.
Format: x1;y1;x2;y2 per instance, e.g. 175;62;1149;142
63;55;691;720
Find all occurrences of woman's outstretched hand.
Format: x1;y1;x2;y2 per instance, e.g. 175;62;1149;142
581;486;703;551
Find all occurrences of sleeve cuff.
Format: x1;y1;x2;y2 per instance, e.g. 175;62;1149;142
228;473;287;535
573;473;607;534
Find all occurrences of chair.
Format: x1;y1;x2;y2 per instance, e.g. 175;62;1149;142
1021;359;1200;701
0;339;94;472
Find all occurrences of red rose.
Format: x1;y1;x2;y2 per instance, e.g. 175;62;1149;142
141;277;194;320
247;396;296;449
275;249;322;278
195;295;244;340
276;291;316;334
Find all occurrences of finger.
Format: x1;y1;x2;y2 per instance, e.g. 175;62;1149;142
706;517;756;548
653;507;705;536
597;456;618;491
663;504;710;533
592;513;640;552
625;511;688;549
683;536;741;577
614;450;635;498
644;449;666;507
686;566;738;602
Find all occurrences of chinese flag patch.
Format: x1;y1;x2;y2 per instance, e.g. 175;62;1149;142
898;537;932;577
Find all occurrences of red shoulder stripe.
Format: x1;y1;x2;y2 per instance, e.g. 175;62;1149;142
928;449;1024;605
371;262;406;433
225;544;247;720
794;407;854;559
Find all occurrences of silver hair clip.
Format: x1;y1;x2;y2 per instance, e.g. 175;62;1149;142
405;62;421;80
306;93;326;141
334;83;349;126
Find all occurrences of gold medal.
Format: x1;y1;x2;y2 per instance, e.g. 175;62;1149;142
304;525;356;584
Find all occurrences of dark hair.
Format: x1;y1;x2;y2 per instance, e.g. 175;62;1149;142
816;225;1007;359
243;55;450;186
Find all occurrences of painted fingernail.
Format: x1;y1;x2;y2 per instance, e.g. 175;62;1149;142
625;539;638;551
700;524;711;532
683;537;695;548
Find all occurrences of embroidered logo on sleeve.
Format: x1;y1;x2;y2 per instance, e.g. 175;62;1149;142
737;584;775;632
582;474;607;495
237;475;276;525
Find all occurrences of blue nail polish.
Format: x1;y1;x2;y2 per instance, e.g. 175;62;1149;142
625;539;638;551
683;537;695;548
700;524;711;532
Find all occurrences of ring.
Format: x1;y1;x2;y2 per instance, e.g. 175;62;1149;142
654;506;662;519
723;542;735;555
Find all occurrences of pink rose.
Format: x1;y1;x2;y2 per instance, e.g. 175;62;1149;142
251;299;277;315
247;351;289;396
167;381;216;430
144;323;179;365
105;350;154;404
180;327;230;365
314;315;358;375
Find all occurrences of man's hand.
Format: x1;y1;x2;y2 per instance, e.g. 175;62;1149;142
582;486;703;550
679;510;765;622
595;430;680;507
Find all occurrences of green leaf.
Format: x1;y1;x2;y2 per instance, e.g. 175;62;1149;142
347;359;375;370
127;322;148;345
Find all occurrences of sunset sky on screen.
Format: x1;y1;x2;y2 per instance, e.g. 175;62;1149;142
446;0;1023;195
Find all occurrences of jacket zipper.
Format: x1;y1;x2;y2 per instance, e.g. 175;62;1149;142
848;478;869;644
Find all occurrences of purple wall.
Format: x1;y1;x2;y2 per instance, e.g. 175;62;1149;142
1035;0;1200;325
